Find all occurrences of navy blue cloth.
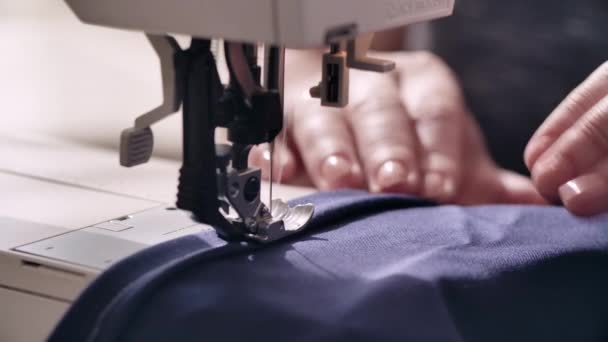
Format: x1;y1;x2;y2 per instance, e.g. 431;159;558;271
50;191;608;342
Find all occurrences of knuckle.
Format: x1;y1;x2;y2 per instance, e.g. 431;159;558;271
580;110;608;154
414;101;464;122
352;115;415;149
564;87;598;115
349;77;399;109
349;97;405;121
362;132;409;148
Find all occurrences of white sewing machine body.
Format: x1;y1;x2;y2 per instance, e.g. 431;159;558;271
0;134;312;342
66;0;454;47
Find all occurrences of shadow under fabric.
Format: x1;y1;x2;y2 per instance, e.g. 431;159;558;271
50;191;608;342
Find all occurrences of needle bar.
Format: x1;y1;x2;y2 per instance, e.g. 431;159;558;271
263;45;285;213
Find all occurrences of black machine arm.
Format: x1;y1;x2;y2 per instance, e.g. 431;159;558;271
171;38;312;242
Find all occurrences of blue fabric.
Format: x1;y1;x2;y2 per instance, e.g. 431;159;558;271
50;191;608;342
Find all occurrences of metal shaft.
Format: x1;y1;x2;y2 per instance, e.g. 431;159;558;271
263;46;286;212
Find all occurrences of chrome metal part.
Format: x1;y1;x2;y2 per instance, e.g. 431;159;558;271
246;199;315;243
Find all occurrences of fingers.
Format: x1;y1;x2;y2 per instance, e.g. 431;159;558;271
495;169;547;205
454;159;546;206
399;52;466;202
525;62;608;169
558;162;608;216
249;141;298;182
531;96;608;203
292;96;364;190
347;73;421;194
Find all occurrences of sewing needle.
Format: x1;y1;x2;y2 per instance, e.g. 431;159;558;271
269;141;274;213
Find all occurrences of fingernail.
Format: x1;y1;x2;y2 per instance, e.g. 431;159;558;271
559;174;608;215
321;155;357;189
559;175;602;204
374;161;409;193
559;180;582;204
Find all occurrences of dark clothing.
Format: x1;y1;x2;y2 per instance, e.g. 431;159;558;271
51;191;608;342
429;0;608;174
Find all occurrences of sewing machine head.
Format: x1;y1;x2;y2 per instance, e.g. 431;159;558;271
65;0;454;47
66;0;455;107
64;0;455;243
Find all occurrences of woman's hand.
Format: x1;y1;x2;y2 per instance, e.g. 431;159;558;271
252;51;544;205
526;62;608;216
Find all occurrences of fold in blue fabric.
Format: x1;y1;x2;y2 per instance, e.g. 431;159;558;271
50;191;608;342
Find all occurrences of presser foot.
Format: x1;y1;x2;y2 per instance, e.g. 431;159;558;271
240;199;314;243
217;154;314;243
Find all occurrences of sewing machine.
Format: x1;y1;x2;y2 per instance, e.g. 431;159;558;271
0;1;454;340
66;0;455;242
